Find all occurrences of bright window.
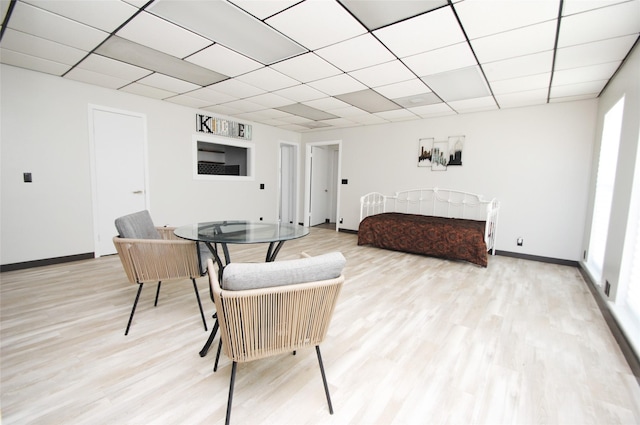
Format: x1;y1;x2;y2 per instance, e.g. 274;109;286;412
587;96;625;282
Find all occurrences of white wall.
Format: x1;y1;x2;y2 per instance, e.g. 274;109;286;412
303;100;598;262
0;64;300;265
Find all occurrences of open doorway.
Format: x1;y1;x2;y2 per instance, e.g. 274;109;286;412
304;140;341;231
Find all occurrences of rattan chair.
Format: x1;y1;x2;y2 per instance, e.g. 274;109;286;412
113;210;209;335
207;252;345;425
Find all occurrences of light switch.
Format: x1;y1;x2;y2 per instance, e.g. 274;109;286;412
23;172;32;183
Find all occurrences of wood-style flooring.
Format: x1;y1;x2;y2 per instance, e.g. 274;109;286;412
2;228;639;424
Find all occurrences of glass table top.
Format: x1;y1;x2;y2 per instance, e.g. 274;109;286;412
174;220;309;244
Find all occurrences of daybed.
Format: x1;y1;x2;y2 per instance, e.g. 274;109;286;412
358;188;499;267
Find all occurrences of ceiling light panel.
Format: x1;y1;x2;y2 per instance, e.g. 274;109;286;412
276;103;340;121
339;0;448;30
149;0;305;64
482;51;554;82
266;0;366;50
558;1;640;48
349;60;415;87
315;34;396;72
95;36;229;86
403;42;477;77
335;89;402;113
454;0;559;39
271;53;343;83
230;0;300;19
117;11;211;58
137;73;201;93
185;44;263;77
373;6;466;58
470;20;558;63
22;0;139;32
8;1;108;50
422;66;490;102
76;54;151;81
1;28;87;65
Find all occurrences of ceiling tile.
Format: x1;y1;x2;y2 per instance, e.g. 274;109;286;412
448;96;498;113
22;0;138;32
328;105;369;118
374;6;465;58
207;78;264;98
0;48;71;75
562;0;629;15
164;94;213;109
266;0;366;50
454;0;560;39
230;0;299;19
1;28;87;65
374;78;432;99
273;84;328;102
137;73;201;93
392;92;441;108
403;42;477;77
95;36;229;86
483;51;554;82
315;33;396;72
185;44;263;77
374;108;420;122
276;103;340;120
244;92;293;108
117;11;211;58
120;82;175;99
235;67;299;91
307;73;367;96
186;87;236;104
552;61;621;86
77;54;152;81
490;72;551;95
7;1;108;50
554;35;638;70
335;89;402;113
349;114;389;125
407;102;455;118
271;53;342;83
558;1;640;48
219;98;265;113
349;60;415;87
303;96;351;111
149;0;306;64
471;20;558;63
202;104;245;116
339;0;447;30
494;88;549;108
551;79;607;98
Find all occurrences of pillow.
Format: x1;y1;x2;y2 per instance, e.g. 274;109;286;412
115;210;161;239
222;252;346;291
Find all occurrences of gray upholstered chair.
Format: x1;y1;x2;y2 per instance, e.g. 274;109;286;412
208;251;346;425
113;210;210;335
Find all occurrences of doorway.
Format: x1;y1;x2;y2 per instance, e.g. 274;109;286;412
278;142;298;225
89;105;148;257
304;141;341;230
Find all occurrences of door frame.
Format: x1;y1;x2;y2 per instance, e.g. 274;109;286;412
88;104;150;257
277;141;299;225
304;140;342;230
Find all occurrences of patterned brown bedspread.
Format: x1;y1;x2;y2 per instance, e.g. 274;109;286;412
357;212;488;267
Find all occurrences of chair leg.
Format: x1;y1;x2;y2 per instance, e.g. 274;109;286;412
316;346;334;414
214;339;223;372
199;316;218;357
192;279;208;331
154;281;162;306
125;283;144;336
225;362;238;425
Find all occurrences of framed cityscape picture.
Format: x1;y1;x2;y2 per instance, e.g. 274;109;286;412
417;138;434;167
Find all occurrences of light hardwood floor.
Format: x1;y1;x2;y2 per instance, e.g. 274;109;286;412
2;228;639;424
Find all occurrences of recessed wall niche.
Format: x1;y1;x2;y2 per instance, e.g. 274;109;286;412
193;135;255;181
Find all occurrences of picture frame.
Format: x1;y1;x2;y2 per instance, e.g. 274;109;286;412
431;141;448;171
418;138;434;167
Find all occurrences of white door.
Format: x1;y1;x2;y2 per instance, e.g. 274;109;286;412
310;146;330;226
279;143;297;224
90;106;148;256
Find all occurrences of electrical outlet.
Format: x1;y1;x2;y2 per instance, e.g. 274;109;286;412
517;237;523;246
605;281;611;296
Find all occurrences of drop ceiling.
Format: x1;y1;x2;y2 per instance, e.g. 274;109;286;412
1;0;638;132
